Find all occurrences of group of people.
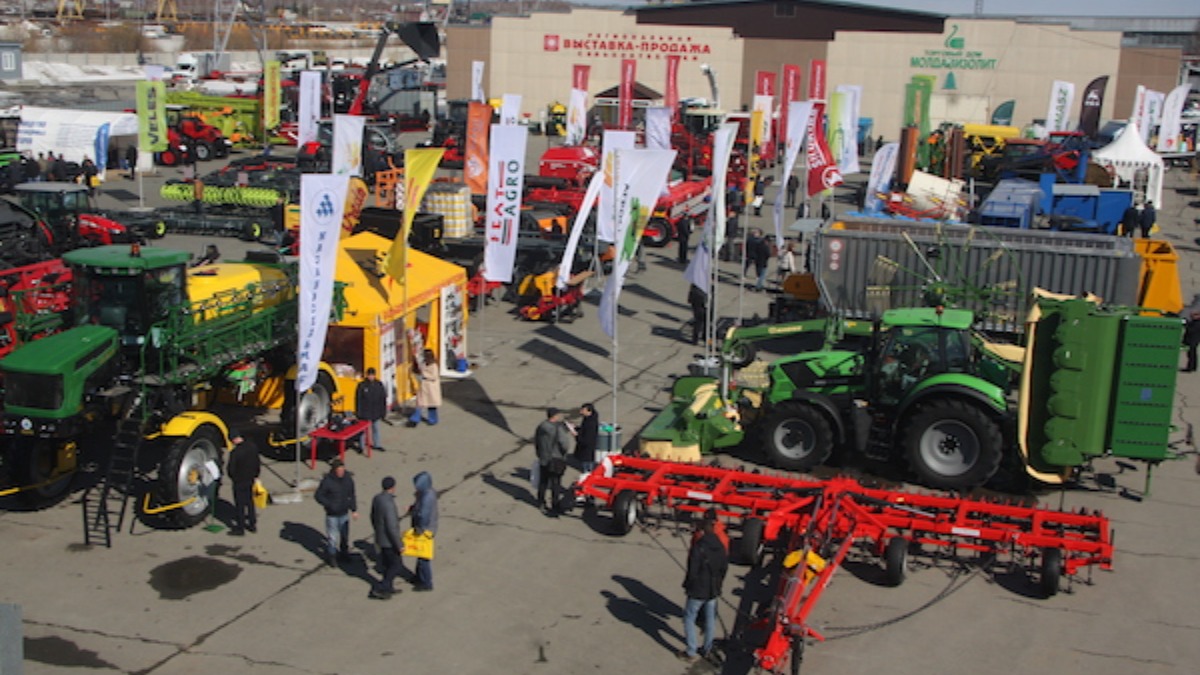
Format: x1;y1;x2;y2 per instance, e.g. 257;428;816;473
1120;200;1157;238
533;404;599;516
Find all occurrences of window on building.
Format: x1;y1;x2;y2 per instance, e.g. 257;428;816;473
775;3;796;18
1;53;14;72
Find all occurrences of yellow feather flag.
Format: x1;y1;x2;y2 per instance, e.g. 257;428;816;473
385;148;445;282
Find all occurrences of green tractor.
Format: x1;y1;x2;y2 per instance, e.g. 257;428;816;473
642;299;1182;490
0;244;342;528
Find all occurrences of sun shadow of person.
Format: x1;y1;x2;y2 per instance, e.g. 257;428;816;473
603;575;684;654
481;468;540;507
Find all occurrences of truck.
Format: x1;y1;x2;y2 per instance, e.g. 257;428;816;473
640;298;1182;491
0;245;348;535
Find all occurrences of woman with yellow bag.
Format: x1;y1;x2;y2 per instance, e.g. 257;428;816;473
405;471;438;591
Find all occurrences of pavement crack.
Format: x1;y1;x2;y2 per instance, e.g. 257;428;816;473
186;649;337;674
23;619;181;649
1071;648;1175;667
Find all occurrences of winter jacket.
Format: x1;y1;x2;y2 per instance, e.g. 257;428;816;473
225;440;261;485
371;490;402;553
355;378;388;421
411;471;438;536
415;360;442;408
535;419;571;466
575;414;600;462
315;471;357;516
683;531;729;601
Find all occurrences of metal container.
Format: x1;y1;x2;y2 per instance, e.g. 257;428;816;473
814;219;1142;334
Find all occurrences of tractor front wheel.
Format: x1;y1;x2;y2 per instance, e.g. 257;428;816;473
193;141;213;162
158;426;223;528
903;399;1003;490
762;402;834;472
642;218;673;247
13;439;76;506
283;373;335;440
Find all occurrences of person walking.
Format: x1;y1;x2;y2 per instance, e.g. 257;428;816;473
776;239;796;288
1139;201;1156;238
314;459;358;566
1120;204;1139;237
125;145;138;179
678;508;729;663
688;283;708;345
744;229;770;292
1184;310;1200;373
409;471;438;591
356;367;387;451
369;476;404;599
785;174;799;208
676;216;692;265
407;349;442;427
752;179;767;216
225;429;261;536
534;408;572;515
574;403;600;474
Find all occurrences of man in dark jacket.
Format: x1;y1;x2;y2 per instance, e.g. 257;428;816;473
225;430;261;535
744;229;771;292
315;459;358;565
688;284;708;345
679;509;729;663
534;408;572;515
409;471;438;591
676;216;692;265
369;476;403;599
1139;201;1156;238
355;367;388;451
574;403;600;473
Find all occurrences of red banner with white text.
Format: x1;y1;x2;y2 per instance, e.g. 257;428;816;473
619;59;636;130
808;60;826;101
806;102;843;197
665;55;681;120
755;70;777;97
572;64;590;91
780;64;802;146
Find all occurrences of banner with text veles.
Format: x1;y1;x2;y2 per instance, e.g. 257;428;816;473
136;80;167;152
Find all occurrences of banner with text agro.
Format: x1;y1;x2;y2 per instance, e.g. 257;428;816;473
297;174;350;392
385;147;444;284
599;148;677;338
483;124;529;283
136;80;168;152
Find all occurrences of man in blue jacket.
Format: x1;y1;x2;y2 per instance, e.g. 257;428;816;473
410;471;438;591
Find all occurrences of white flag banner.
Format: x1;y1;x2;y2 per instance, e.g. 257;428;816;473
1045;80;1075;133
500;93;522;126
834;84;862;175
708;122;739;252
1155;83;1193;153
644;106;672;150
565;88;588;146
482;124;529;283
557;170;604;290
471;61;486;102
332;114;364;177
597;130;637;243
297;174;350;392
598;148;678;338
1131;85;1148;141
1144;90;1166;144
683;231;714;294
297;70;322;148
772;101;814;248
752;93;774;152
864;142;899;213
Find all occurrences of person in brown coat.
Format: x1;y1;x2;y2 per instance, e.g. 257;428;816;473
407;349;442;426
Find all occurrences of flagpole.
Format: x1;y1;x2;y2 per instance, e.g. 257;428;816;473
610;158;620;443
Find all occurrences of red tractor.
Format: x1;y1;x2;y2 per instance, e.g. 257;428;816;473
154;107;232;166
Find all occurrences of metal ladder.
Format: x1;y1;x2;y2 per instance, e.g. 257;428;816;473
82;419;144;547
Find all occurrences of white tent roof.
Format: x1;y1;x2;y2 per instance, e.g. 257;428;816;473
1092;121;1163;207
16;106;139;167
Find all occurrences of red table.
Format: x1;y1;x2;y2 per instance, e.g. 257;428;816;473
309;419;372;469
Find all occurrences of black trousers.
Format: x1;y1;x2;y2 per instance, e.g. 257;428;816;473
537;463;563;509
232;481;256;532
377;546;403;593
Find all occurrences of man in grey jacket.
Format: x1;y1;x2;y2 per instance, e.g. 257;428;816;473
534;408;573;515
369;476;404;599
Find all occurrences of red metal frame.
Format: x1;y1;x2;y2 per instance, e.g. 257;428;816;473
576;456;1113;673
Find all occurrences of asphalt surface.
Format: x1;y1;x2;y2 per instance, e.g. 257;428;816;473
1;145;1199;675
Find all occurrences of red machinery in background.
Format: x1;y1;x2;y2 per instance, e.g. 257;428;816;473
574;456;1113;674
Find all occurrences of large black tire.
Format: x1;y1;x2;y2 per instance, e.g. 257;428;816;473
643;218;672;247
1040;548;1062;598
214;140;230;158
193;141;213;162
739;518;766;567
158;425;223;528
282;373;335;440
241;221;263;242
903;399;1003;490
727;341;757;368
762;402;834;472
611;490;640;535
151;220;168;239
13;439;75;506
884;537;909;587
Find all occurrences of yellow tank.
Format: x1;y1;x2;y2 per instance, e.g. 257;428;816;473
186;262;294;322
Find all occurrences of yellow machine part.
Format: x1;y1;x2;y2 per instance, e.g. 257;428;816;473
186;262;294;322
1134;238;1183;315
153;411;233;449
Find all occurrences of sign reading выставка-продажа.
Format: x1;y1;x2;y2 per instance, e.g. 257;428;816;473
544;33;712;60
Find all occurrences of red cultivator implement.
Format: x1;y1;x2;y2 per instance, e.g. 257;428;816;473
574;456;1113;673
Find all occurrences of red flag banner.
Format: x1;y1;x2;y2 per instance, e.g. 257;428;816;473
780;64;802;148
572;64;590;91
808;60;826;101
755;70;777;97
665;55;681;120
619;59;636;130
465;101;492;195
806;102;843;197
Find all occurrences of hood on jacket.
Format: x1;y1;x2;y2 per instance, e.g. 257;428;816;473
413;471;433;493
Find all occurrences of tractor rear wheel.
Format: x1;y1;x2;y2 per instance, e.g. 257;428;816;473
903;399;1003;490
241;221;263;242
193;141;213;162
762;402;834;472
158;425;223;528
727;341;757;368
643;218;672;247
13;439;76;506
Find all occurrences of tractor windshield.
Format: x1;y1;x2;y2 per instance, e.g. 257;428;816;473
878;326;971;399
4;371;63;410
71;264;185;342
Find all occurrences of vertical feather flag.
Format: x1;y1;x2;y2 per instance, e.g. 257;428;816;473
385;148;445;283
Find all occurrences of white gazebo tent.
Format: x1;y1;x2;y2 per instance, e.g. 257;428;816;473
1092;121;1163;208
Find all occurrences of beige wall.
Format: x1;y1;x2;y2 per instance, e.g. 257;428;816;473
828;19;1123;139
1115;47;1185;120
445;25;492;101
459;9;744;118
740;39;827;109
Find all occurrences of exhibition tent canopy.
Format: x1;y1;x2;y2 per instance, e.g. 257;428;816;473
1092;121;1163;208
15;106;140;170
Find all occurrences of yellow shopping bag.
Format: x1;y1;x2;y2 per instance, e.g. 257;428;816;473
252;479;269;509
403;528;435;560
